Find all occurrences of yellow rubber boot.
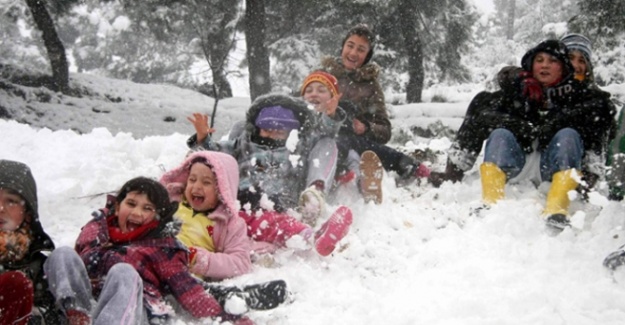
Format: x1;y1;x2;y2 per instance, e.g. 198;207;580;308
543;169;580;217
480;162;507;205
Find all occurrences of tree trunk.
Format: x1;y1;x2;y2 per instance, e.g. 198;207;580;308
399;0;424;103
245;0;271;101
25;0;69;93
505;0;516;40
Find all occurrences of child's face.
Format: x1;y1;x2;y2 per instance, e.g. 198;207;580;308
116;191;157;234
532;52;564;86
568;50;588;79
0;188;27;231
259;129;290;140
341;34;370;70
303;81;332;111
185;163;219;212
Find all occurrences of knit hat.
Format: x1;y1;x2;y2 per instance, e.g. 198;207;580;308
0;160;38;217
341;24;376;66
521;39;573;77
255;106;301;131
300;70;339;97
560;33;592;62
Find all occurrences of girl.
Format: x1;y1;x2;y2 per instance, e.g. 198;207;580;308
46;176;283;324
160;151;251;280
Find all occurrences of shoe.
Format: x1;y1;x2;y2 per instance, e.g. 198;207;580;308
429;159;465;188
298;186;326;227
604;247;625;270
210;280;288;312
545;213;570;231
242;279;288;310
359;151;383;204
314;206;353;256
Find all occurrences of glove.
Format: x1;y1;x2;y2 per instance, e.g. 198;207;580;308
517;71;543;104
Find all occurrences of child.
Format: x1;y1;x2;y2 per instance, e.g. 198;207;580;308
185;94;353;256
159;151;252;280
46;176;284;324
300;70;386;205
0;159;65;324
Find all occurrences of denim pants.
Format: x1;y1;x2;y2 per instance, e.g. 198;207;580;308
45;247;145;325
483;128;583;181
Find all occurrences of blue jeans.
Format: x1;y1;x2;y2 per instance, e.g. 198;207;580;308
483;128;583;181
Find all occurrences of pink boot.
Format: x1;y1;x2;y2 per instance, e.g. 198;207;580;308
314;206;353;256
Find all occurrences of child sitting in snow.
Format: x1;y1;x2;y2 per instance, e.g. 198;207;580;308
186;94;352;256
160;151;252;281
0;159;67;324
45;176;285;324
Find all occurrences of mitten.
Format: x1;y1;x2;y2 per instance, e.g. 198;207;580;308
189;246;211;277
416;163;431;178
517;71;543;104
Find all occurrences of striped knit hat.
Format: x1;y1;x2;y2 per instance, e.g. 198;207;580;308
300;70;339;97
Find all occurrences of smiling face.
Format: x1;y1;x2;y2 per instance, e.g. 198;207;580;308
568;50;588;80
341;35;371;70
531;52;564;86
185;163;219;212
0;189;27;231
115;191;157;234
303;81;333;111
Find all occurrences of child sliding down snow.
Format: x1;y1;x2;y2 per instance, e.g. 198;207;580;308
45;176;286;325
161;150;353;257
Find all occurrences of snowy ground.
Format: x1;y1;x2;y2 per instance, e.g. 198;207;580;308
3;73;625;324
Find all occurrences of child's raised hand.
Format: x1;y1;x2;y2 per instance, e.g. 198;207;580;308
323;93;342;117
187;113;215;143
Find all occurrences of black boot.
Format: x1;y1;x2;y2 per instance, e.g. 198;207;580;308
429;159;464;188
206;280;288;311
604;247;625;270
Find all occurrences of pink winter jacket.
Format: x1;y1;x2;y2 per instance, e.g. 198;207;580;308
160;151;252;280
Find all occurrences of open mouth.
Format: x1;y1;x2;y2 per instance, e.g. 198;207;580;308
126;221;142;232
190;194;205;206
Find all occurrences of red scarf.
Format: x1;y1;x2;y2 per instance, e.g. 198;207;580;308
107;215;159;244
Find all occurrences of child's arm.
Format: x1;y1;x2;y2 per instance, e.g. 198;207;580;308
158;252;225;319
187;113;216;144
189;216;252;280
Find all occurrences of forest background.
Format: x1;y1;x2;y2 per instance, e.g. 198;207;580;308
0;0;623;112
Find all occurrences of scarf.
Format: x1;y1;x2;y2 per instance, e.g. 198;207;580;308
107;215;159;244
0;225;32;264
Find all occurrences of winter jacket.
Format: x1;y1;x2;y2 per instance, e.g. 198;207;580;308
321;56;391;144
0;160;63;325
187;93;318;212
497;66;616;175
74;196;225;321
159;151;252;280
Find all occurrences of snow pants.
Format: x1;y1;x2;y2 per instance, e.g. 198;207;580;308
484;127;583;181
336;133;411;175
239;210;309;247
0;270;34;325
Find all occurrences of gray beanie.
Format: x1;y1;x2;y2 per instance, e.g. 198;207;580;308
0;159;37;217
560;33;592;62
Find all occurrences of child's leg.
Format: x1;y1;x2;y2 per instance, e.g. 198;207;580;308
44;246;93;315
0;270;34;325
306;137;339;194
240;210;309;246
92;263;144;325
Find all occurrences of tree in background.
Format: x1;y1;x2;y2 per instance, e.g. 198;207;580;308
245;0;270;101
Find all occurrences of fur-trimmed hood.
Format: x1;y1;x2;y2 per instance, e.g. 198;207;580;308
321;56;380;82
160;151;240;218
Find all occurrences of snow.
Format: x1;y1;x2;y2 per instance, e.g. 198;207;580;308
4;71;625;325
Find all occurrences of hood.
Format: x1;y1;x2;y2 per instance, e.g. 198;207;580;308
521;39;574;80
321;56;380;82
0;160;54;253
160;151;240;218
245;93;314;137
